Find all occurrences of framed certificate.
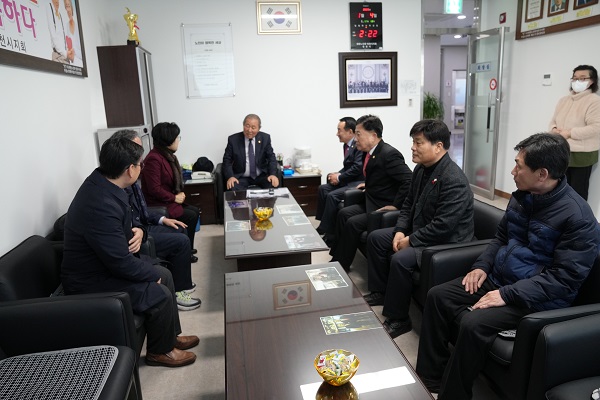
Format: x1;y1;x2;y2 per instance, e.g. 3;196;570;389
256;2;302;34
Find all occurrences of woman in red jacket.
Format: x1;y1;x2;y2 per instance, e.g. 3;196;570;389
141;122;199;262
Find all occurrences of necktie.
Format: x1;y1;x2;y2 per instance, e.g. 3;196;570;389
248;139;256;179
343;144;349;158
363;153;371;177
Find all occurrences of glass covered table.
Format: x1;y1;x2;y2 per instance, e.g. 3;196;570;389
225;262;433;400
224;189;328;271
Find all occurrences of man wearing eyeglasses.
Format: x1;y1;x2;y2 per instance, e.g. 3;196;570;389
62;135;200;368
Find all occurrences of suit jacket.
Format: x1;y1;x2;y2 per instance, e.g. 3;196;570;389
394;152;475;263
364;140;412;212
222;131;277;180
61;169;166;313
140;148;184;218
338;139;364;185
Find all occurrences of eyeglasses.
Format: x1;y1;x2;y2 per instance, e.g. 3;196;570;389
134;161;144;170
571;77;591;82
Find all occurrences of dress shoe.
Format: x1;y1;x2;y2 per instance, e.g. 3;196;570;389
191;255;198;263
364;292;385;306
191;249;198;254
384;318;412;339
175;335;200;350
146;348;196;368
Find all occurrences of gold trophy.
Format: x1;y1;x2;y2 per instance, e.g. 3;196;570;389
124;7;140;46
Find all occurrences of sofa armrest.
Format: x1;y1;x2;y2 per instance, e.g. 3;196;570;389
499;303;600;399
147;206;168;218
343;189;365;208
0;292;139;357
527;313;600;399
380;210;400;228
412;241;490;309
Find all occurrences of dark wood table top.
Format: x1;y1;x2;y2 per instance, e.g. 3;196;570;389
223;189;328;260
225;262;433;400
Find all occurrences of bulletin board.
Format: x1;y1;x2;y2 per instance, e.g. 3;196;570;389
180;23;235;98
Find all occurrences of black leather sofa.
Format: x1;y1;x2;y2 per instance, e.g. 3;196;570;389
477;251;600;400
0;294;139;399
340;192;506;309
0;235;145;399
531;312;600;400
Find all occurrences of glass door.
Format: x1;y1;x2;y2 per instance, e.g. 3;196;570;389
463;26;508;199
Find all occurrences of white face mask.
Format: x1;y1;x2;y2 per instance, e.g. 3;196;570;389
571;80;590;93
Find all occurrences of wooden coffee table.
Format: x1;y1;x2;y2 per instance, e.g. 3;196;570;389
223;189;328;271
225;262;434;399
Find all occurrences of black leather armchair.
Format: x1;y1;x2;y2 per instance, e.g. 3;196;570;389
529;313;600;400
0;294;140;400
0;236;145;400
479;252;600;400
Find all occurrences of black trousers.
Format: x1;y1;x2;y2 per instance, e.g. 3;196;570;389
229;174;274;191
566;165;592;200
178;204;199;250
329;204;367;269
415;277;530;400
144;264;183;354
316;181;361;234
367;227;417;320
147;225;193;292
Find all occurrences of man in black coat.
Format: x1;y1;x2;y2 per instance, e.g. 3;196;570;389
315;117;364;239
364;119;474;338
329;114;412;270
62;136;199;368
222;114;279;190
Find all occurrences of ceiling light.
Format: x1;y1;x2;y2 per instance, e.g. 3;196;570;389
457;15;467;20
454;34;462;39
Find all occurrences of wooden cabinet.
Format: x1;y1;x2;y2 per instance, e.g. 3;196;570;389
283;174;321;216
97;45;157;128
184;181;218;225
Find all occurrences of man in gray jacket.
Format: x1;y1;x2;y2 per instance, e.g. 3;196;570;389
364;119;474;338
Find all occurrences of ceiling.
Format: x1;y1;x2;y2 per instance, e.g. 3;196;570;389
423;0;476;46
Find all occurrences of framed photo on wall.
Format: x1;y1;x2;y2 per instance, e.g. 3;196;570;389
256;2;302;34
573;0;599;9
338;52;397;108
0;0;87;77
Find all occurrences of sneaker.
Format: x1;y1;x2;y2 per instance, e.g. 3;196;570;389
183;282;196;294
176;291;201;311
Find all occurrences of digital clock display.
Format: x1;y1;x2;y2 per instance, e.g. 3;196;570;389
349;2;383;50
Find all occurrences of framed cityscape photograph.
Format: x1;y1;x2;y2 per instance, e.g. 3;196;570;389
338;51;397;108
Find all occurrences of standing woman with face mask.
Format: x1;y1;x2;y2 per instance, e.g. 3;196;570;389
549;65;600;200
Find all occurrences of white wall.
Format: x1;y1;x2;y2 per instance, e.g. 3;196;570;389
441;45;467;129
481;1;600;216
424;35;442;95
0;0;422;255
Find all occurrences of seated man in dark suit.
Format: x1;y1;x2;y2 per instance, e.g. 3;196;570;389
329;114;412;271
62;135;199;368
223;114;279;191
364;120;474;338
111;130;201;311
315;117;364;241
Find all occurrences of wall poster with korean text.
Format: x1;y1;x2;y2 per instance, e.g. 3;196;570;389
0;0;87;77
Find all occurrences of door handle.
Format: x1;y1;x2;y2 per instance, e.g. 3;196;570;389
297;185;308;189
486;93;492;143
